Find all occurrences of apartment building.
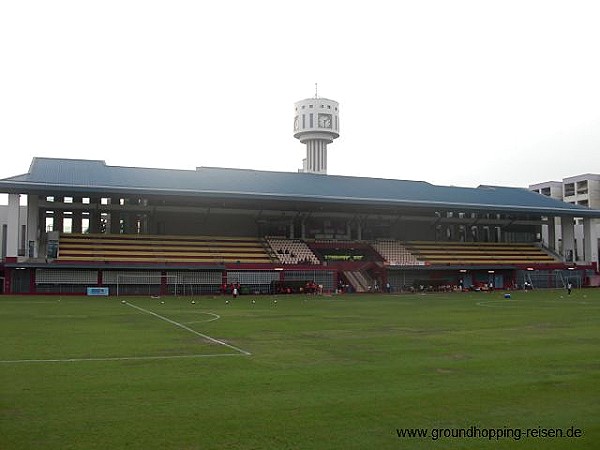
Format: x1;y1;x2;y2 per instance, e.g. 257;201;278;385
530;174;600;266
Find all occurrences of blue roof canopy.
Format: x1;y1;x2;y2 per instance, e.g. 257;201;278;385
1;157;599;217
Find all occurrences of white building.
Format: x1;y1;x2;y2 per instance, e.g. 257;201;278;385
530;174;600;266
0;204;28;259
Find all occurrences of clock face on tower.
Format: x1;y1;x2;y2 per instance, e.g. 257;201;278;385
294;115;299;131
318;113;332;129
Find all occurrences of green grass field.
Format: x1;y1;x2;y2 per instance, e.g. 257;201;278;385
1;289;599;449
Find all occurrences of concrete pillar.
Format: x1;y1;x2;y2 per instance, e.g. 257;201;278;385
53;212;63;233
146;211;156;234
7;194;20;259
126;213;138;234
72;210;83;233
138;214;147;234
72;197;82;234
120;213;129;234
555;217;562;250
561;216;576;262
109;208;120;234
89;198;101;233
106;197;116;234
26;194;39;258
53;197;64;232
547;217;556;252
583;218;599;266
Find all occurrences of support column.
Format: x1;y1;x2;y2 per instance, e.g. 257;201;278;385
547;217;556;252
53;197;64;232
89;198;101;233
583;218;599;266
147;210;156;234
26;194;40;258
561;216;576;262
127;213;138;234
72;197;82;234
110;197;121;234
72;210;83;233
7;194;20;260
139;214;148;234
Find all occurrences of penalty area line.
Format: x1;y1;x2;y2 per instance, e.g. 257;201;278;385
125;302;251;356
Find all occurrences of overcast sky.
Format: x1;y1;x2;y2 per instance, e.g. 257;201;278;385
1;0;599;206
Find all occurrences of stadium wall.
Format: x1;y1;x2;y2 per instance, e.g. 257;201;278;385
4;266;338;296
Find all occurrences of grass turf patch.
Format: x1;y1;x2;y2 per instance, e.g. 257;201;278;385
1;289;599;449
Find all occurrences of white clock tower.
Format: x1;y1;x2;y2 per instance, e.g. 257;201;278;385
293;94;339;174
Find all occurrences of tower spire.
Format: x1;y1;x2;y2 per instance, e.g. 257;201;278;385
315;82;318;99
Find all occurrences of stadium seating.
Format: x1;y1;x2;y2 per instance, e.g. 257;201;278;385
266;237;321;265
57;234;273;264
404;241;560;266
60;234;560;268
370;240;423;266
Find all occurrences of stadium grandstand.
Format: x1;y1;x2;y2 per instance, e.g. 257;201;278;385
1;156;599;296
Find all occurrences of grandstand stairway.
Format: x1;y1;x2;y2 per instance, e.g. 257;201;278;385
343;270;372;293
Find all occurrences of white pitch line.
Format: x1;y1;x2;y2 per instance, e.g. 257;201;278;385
0;354;244;364
184;312;221;324
125;302;251;356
